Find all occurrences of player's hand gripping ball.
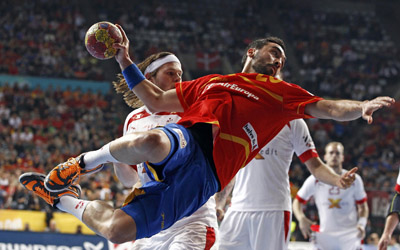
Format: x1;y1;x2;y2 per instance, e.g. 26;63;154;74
85;21;123;60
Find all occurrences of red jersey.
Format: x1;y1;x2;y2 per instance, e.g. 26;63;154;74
176;73;323;189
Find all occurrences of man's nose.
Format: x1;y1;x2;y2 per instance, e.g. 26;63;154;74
274;60;282;69
174;74;182;82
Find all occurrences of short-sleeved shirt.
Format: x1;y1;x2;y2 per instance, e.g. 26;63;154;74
176;73;323;189
230;119;318;212
296;171;367;232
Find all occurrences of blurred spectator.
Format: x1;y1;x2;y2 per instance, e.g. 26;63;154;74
76;225;83;234
367;232;380;246
45;219;60;233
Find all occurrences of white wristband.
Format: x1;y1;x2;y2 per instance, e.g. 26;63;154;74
358;217;367;228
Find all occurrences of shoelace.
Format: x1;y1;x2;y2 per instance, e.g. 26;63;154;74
59;158;81;183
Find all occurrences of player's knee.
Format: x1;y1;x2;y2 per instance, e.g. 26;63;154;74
106;222;134;244
135;131;166;155
105;209;137;244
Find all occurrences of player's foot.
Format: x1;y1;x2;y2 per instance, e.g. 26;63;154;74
44;157;82;192
19;172;81;208
44;155;104;192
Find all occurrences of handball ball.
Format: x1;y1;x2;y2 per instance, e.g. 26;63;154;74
85;21;123;60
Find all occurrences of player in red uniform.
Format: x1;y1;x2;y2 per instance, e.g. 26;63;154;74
20;25;394;244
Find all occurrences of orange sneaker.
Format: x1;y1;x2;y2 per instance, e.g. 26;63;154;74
44;157;82;192
19;172;81;208
45;155;104;192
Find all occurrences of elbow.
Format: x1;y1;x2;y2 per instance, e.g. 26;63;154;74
145;96;165;113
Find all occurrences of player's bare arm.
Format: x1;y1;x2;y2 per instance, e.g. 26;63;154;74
215;177;236;221
305;97;395;123
378;213;400;250
305;157;356;189
292;198;315;239
113;24;183;113
356;202;368;239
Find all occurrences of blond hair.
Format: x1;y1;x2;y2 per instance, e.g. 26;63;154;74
112;52;175;108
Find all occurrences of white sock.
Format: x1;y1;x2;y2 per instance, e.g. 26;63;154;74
83;143;120;170
56;196;90;221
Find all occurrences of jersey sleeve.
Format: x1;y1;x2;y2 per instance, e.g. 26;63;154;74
290;119;319;163
395;168;400;193
296;175;316;204
282;82;324;118
354;174;367;203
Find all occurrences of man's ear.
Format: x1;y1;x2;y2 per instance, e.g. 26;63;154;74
247;48;256;58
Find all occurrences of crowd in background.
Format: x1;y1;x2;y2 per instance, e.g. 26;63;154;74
0;82;131;231
1;0;400;244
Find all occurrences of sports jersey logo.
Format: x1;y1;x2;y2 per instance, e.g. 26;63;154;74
302;135;315;148
255;153;264;159
243;123;258;151
328;198;342;208
203;82;260;100
161;212;165;229
172;128;187;148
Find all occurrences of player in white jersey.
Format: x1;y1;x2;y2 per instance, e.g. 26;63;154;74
112;52;218;250
293;142;369;250
217;119;357;250
378;168;400;250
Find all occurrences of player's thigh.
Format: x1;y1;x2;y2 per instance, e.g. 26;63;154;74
219;210;250;250
132;223;216;250
169;224;217;250
249;211;291;250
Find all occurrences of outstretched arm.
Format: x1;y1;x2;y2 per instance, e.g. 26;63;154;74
113;24;183;113
305;157;356;189
305;97;394;124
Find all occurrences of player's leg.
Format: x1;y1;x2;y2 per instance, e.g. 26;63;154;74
20;172;137;243
249;211;292;250
81;200;137;243
131;223;217;250
219;210;250;250
108;129;172;165
45;129;172;191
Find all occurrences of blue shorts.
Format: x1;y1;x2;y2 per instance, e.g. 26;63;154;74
121;123;219;239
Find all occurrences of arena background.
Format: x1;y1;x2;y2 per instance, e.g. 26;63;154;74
0;0;400;249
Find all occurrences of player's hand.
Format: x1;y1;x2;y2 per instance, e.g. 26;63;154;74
299;217;315;239
378;233;391;250
337;167;357;189
362;97;395;124
216;207;225;222
113;24;134;70
356;225;365;239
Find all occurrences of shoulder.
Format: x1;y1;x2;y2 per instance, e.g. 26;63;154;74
123;106;150;132
289;119;309;131
127;106;146;116
303;175;317;186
